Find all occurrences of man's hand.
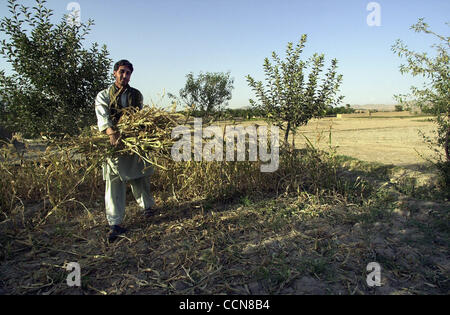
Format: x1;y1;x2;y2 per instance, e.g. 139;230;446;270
106;127;121;146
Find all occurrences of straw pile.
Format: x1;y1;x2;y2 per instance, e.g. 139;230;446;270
47;106;186;169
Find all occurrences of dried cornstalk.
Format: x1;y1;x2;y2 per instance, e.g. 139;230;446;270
46;106;186;169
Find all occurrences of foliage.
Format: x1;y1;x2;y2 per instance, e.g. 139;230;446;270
324;105;355;116
392;19;449;162
211;105;354;121
247;34;343;143
175;107;265;121
395;105;404;112
0;0;112;138
170;71;234;120
220;107;265;120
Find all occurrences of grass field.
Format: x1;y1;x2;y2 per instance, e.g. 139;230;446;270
0;113;448;295
292;114;437;167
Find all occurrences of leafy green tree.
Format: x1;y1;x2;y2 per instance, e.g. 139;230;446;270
395;105;404;112
392;19;449;162
0;0;112;137
170;71;234;120
247;34;343;144
324;105;355;116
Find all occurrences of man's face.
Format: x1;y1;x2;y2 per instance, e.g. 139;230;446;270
113;65;132;87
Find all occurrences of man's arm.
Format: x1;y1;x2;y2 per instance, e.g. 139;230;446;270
95;90;120;146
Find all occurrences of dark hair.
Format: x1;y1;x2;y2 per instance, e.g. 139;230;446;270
114;59;134;73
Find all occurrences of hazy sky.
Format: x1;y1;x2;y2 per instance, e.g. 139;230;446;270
0;0;448;108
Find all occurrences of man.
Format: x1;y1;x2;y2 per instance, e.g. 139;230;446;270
95;59;155;242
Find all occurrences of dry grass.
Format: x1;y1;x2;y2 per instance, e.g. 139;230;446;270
46;106;184;169
0;118;449;295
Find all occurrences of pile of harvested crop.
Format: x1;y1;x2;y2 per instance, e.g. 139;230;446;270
46;106;186;169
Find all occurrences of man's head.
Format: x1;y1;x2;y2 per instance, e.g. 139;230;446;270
113;59;134;88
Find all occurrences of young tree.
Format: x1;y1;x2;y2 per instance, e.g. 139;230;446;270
170;71;234;120
395;105;404;112
246;34;343;144
0;0;112;137
392;19;449;162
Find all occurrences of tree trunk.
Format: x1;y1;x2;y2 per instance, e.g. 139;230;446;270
292;130;296;148
445;131;449;162
445;114;450;162
284;121;291;144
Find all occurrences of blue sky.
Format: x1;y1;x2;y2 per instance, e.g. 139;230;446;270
0;0;449;108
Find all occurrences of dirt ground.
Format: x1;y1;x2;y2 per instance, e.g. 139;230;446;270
1;113;448;296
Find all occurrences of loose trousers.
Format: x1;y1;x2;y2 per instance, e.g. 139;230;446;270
105;175;154;226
